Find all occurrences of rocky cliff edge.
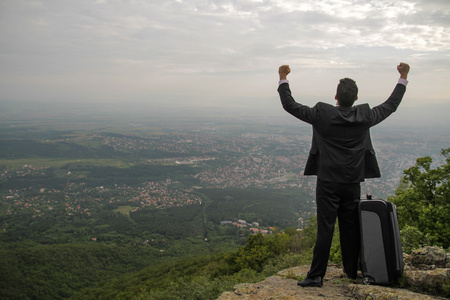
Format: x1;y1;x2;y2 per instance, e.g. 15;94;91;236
217;246;449;300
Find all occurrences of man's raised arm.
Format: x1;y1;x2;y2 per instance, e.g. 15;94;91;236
370;62;410;126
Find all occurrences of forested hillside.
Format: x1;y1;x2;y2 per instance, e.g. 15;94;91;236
0;185;311;299
70;228;320;300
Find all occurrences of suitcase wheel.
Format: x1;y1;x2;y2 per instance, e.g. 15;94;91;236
363;275;374;285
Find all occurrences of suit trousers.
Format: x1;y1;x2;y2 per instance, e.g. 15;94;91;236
307;179;361;279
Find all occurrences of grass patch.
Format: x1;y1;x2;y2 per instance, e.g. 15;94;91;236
114;206;136;216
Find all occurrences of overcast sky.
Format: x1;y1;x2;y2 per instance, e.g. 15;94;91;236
1;0;449;122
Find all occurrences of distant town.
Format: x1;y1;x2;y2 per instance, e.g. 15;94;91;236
2;122;446;236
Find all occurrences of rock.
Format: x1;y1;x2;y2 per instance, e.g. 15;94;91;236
446;253;450;269
405;268;449;296
404;246;450;296
217;247;450;299
403;253;411;267
217;265;447;300
217;266;357;299
410;247;447;269
349;284;445;300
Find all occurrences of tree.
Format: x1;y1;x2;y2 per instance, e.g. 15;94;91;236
389;148;449;250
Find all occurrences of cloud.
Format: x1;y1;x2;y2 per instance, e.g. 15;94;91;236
0;0;448;116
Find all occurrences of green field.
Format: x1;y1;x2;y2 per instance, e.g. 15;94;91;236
0;158;135;168
114;205;136;216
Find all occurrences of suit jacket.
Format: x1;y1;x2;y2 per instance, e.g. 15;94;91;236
278;82;406;183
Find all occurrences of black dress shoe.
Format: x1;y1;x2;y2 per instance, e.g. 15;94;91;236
297;276;323;287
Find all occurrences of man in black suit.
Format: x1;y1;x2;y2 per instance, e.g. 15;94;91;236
277;63;410;287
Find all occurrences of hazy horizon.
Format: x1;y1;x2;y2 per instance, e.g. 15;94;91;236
1;96;449;131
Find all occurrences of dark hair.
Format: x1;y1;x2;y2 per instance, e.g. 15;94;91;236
336;78;358;107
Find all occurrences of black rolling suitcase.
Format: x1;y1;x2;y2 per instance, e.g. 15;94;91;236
358;195;404;285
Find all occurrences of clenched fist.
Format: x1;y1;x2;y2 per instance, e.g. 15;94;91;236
397;62;410;79
279;65;291;80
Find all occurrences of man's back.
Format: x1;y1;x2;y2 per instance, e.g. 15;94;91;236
277;81;407;183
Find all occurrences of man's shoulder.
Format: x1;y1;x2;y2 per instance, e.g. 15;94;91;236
316;102;335;108
315;102;371;111
353;103;371;110
318;102;372;117
315;102;340;113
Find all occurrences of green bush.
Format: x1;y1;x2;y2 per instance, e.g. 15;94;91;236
400;225;431;254
390;148;450;249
